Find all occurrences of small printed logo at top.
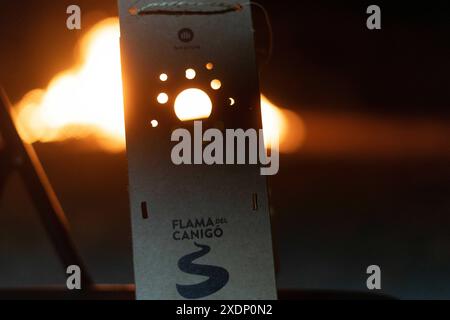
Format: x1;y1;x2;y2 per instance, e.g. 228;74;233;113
178;28;194;42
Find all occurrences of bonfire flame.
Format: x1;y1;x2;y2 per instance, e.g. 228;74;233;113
15;18;303;153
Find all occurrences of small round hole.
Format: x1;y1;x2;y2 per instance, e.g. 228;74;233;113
157;93;169;104
159;73;168;82
229;97;235;106
206;63;214;70
211;79;222;90
129;7;138;15
151;120;159;128
185;68;196;80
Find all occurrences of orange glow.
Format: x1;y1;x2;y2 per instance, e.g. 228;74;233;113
261;95;305;153
15;18;303;154
15;18;125;152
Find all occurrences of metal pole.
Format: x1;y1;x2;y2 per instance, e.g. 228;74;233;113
0;88;93;288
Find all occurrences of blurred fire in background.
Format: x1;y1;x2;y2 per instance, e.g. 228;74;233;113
13;16;450;159
15;18;125;152
14;18;305;154
9;12;450;161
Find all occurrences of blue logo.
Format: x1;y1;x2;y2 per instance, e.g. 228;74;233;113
176;242;229;299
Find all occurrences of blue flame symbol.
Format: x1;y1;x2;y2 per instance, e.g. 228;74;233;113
176;242;229;299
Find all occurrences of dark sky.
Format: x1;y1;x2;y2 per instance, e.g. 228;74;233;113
0;0;449;116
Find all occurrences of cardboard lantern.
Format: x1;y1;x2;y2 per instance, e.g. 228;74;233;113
118;0;277;300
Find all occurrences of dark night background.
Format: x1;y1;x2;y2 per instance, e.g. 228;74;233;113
0;0;450;299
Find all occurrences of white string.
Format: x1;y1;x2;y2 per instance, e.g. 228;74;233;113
129;1;243;15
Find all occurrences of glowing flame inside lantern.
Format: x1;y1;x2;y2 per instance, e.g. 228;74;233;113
15;18;303;153
174;88;213;121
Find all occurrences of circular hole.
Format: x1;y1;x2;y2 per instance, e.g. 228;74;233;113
211;79;222;90
151;120;159;128
229;97;235;106
185;68;196;80
157;93;169;104
206;63;214;70
159;73;168;82
174;88;213;121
